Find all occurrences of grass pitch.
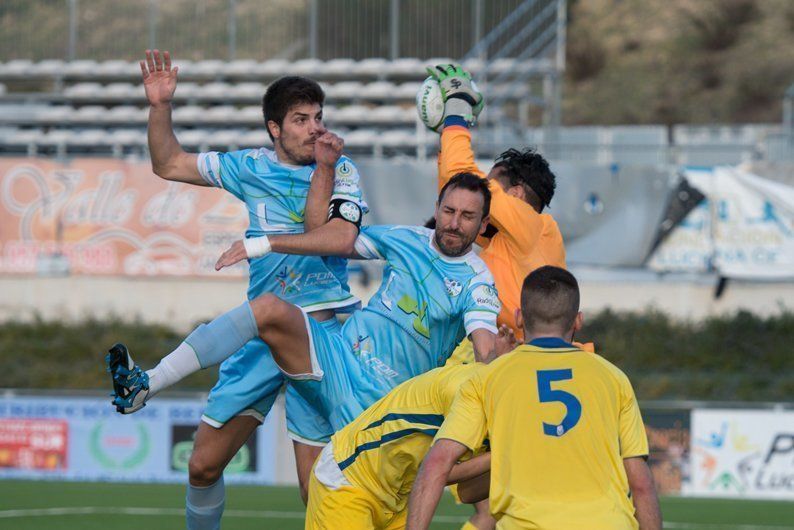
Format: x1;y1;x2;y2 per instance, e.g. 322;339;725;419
0;480;793;529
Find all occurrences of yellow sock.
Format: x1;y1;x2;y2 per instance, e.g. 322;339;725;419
461;522;479;530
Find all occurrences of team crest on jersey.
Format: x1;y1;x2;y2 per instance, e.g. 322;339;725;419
275;266;303;295
444;277;462;297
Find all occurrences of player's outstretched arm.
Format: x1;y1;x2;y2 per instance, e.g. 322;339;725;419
624;457;662;530
214;221;363;270
407;439;469;530
470;328;498;363
447;451;490;485
141;49;204;186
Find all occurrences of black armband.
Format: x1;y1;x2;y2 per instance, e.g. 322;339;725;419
328;198;362;230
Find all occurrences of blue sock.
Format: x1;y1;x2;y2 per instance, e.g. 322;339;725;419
186;477;225;530
185;302;258;368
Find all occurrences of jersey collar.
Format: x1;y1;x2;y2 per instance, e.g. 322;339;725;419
264;148;304;170
528;337;575;349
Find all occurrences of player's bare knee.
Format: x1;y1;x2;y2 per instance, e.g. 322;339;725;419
188;450;223;487
249;293;290;329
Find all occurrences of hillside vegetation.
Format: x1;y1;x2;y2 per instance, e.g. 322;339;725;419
1;309;792;402
564;0;794;124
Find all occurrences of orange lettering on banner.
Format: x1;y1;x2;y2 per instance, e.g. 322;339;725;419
0;158;248;277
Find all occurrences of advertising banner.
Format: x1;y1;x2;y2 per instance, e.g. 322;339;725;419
689;409;794;499
0;395;279;484
644;409;691;495
0;158;248;277
649;166;794;279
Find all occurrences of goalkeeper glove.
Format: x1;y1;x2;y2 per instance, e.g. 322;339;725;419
426;63;484;125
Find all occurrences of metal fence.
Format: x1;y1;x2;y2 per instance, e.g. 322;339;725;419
0;0;560;62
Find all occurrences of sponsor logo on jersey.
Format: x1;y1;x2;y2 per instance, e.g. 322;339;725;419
336;161;352;177
334;161;358;194
352;335;372;357
275;266;303;294
472;284;500;309
303;271;337;288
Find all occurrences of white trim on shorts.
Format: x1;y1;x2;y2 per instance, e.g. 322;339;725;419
275;308;325;381
287;429;328;447
314;441;351;490
200;408;265;429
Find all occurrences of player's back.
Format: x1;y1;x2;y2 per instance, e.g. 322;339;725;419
331;364;478;514
477;338;647;530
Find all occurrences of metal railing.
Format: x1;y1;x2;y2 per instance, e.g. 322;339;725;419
0;0;547;62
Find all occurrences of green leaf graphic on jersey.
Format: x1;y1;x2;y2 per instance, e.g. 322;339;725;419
288;209;304;223
397;295;430;339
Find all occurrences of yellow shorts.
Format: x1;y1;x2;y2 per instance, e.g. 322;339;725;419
444;338;475;366
306;469;406;530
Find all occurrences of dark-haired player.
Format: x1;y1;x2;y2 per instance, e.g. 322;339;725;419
427;65;567;363
407;266;662;530
109;50;367;529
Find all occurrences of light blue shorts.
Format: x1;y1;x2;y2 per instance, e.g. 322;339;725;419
285;313;372;432
201;320;338;445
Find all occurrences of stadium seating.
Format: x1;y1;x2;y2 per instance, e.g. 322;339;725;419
0;58;784;161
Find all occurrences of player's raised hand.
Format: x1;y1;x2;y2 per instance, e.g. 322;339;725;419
492;325;518;358
215;239;247;271
140;49;178;107
427;64;482;106
426;63;484;125
314;131;344;168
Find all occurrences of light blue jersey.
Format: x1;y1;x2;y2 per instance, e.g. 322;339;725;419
196;147;368;440
198;147;368;311
293;225;500;430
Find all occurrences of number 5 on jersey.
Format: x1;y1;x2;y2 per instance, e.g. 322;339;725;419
536;369;582;437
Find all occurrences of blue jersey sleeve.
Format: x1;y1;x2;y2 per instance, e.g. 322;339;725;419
196;149;250;201
331;156;369;214
352;224;392;260
463;278;501;336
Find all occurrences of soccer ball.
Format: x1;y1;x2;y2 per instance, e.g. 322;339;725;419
415;76;483;132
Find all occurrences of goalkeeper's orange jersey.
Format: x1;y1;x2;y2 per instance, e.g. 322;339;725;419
438;125;566;340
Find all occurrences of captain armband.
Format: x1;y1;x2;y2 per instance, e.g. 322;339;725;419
328;199;363;230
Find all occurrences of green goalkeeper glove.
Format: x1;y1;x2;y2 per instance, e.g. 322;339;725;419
426;63;484;125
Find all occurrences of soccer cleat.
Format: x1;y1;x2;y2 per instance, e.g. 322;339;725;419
106;343;150;414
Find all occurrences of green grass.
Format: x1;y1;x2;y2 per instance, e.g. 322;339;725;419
0;481;793;529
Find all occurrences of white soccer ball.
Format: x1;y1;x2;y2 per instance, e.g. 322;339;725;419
416;77;446;132
415;76;483;132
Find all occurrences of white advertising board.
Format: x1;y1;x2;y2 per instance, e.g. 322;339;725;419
689;409;794;499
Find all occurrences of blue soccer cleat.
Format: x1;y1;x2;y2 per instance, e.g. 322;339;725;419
106;343;150;414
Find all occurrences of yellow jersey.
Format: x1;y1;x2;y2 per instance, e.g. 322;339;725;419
331;364;482;514
437;126;566;341
435;337;648;530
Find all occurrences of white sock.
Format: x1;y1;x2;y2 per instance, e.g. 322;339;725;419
146;342;202;397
